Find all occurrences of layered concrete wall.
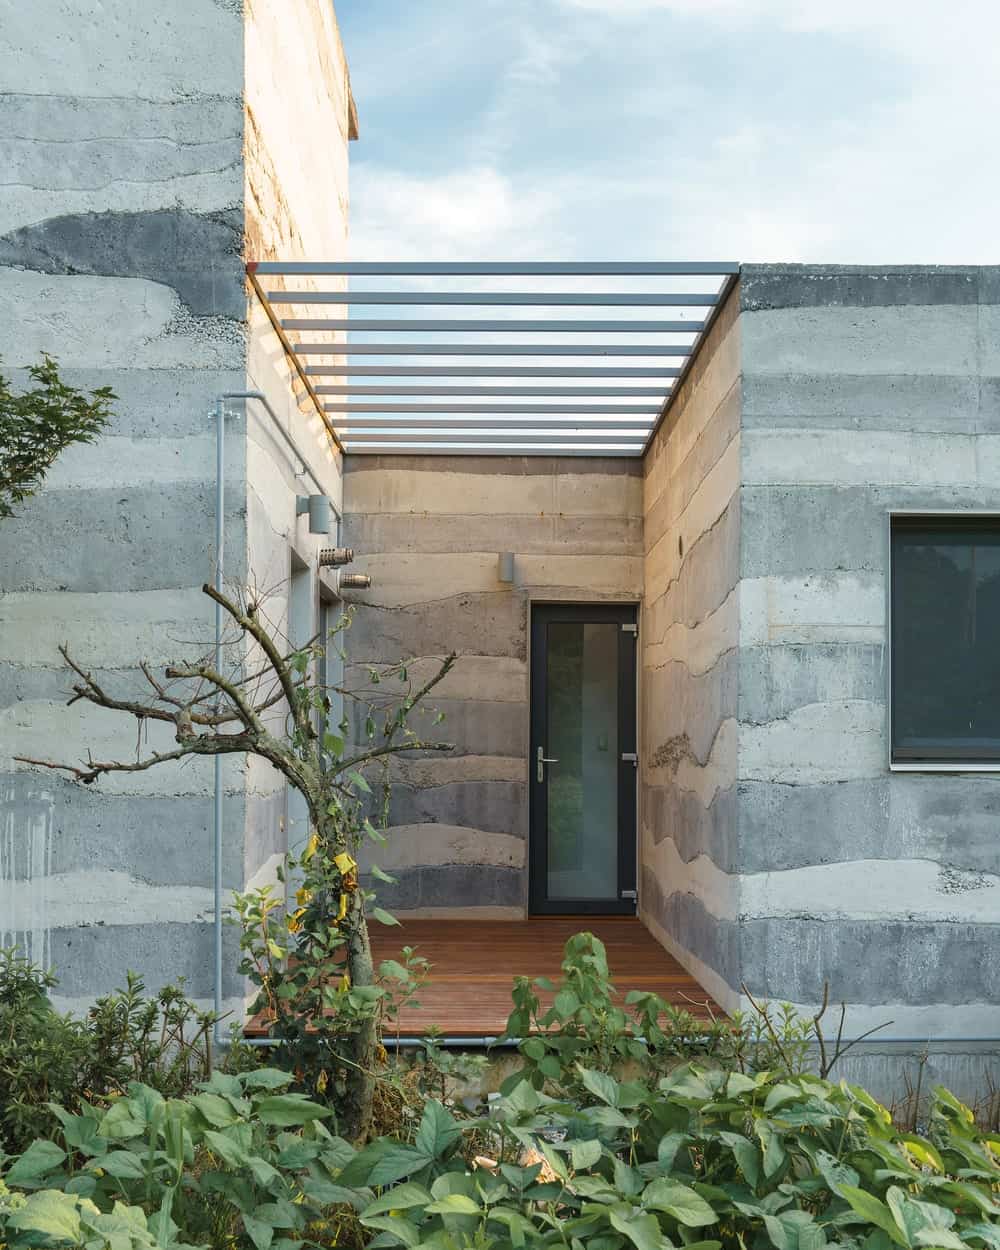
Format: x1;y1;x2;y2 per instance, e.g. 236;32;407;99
0;0;247;1010
639;293;743;1012
342;456;644;916
0;0;353;1011
240;0;353;894
736;265;1000;1046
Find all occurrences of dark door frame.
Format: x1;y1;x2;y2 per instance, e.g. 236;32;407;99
528;602;638;916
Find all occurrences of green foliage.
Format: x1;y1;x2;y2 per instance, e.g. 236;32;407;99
0;948;252;1156
342;1067;1000;1249
0;355;113;518
0;1069;365;1250
498;932;731;1096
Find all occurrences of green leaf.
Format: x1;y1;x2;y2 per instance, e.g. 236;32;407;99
837;1186;907;1247
9;1190;83;1243
349;770;372;793
93;1150;147;1179
763;1083;803;1112
191;1092;242;1127
204;1128;248;1168
323;732;345;757
371;907;400;926
719;1132;761;1189
755;1121;788;1180
814;1149;859;1194
425;1193;481;1215
370;864;397;884
254;1095;333;1126
643;1179;718;1228
362;1215;421;1248
7;1139;67;1186
415;1099;461;1159
608;1205;668;1250
571;1138;603;1171
244;1214;275;1250
362;1182;434;1218
369;1145;434;1187
577;1065;620;1107
553;988;580;1017
240;1068;294;1091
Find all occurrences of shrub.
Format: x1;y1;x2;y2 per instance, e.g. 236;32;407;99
336;1065;1000;1249
0;948;256;1155
0;1069;363;1250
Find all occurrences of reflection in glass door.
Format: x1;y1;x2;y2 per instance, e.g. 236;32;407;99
530;604;637;914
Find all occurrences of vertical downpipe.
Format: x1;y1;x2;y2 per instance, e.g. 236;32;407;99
213;397;225;1040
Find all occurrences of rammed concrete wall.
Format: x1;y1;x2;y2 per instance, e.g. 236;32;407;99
0;0;353;1012
240;0;353;899
736;265;1000;1047
342;455;644;916
639;291;743;1012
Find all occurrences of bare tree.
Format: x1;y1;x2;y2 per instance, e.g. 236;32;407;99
16;580;454;1139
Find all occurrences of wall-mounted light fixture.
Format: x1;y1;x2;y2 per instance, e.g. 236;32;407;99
498;552;515;583
296;494;331;534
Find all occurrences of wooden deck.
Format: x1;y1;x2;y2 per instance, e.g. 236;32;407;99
370;916;719;1038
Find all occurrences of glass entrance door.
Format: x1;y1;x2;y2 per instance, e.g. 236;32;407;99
529;604;637;914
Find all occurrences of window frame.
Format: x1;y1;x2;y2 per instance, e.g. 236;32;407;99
888;509;1000;770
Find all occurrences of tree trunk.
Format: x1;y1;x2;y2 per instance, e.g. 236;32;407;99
313;806;376;1143
341;888;377;1142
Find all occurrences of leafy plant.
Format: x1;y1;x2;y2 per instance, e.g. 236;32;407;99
497;932;730;1095
338;1065;1000;1249
0;949;247;1156
0;355;113;518
0;1069;361;1250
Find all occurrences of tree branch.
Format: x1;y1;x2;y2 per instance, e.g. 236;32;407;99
14;733;255;785
336;739;454;774
203;582;309;739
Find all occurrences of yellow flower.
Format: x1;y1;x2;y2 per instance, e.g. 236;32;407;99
295;887;312;907
287;908;306;933
337;892;349;921
333;851;356;875
316;1069;329;1094
303;832;320;862
338;973;351;993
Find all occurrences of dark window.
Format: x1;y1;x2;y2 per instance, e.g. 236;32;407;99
891;516;1000;761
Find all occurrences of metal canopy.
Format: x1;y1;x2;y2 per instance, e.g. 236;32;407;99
247;262;739;457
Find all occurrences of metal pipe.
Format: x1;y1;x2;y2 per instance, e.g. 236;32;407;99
293;343;692;356
279;318;705;334
212;396;225;1036
272;290;718;306
314;386;668;397
251;261;740;275
304;366;683;377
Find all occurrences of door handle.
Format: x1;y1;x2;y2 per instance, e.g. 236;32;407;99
536;745;559;782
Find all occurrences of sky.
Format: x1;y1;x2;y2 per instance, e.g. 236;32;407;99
335;0;999;264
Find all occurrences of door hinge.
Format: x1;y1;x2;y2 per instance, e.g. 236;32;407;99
621;623;638;635
621;751;638;767
620;889;637;900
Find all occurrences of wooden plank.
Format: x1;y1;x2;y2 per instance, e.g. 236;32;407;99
372;917;719;1038
247;917;722;1039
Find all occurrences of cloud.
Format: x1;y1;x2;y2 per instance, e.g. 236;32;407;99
349;165;564;260
342;0;999;264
